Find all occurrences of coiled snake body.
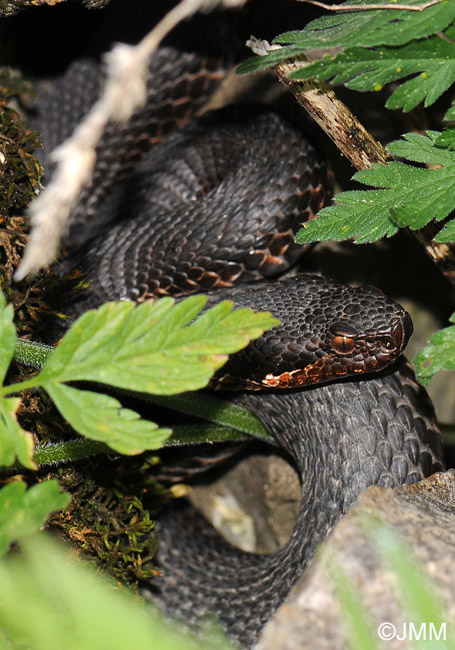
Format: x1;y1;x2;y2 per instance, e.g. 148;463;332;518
35;44;444;648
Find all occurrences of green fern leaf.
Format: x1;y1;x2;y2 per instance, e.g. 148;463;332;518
35;296;279;396
0;293;15;383
444;99;455;121
47;384;171;455
414;313;455;385
275;0;455;49
0;294;35;468
434;127;455;150
297;131;455;244
0;481;69;556
237;0;455;74
0;397;35;469
289;40;455;112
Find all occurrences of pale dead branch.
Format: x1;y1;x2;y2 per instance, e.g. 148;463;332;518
297;0;442;12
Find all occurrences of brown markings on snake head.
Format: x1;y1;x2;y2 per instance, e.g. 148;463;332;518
260;314;412;390
211;311;412;392
261;355;382;390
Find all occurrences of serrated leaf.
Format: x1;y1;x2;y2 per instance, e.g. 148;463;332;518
237;1;455;77
434;218;455;242
36;296;279;395
386;58;455;112
274;0;455;49
145;392;271;440
0;293;16;382
296;187;399;244
0;480;69;556
46;383;171;455
434;127;455;150
297;131;455;244
414;314;455;385
296;162;416;244
444;99;455;121
289;40;455;113
0;396;35;469
0;535;233;650
387;130;452;163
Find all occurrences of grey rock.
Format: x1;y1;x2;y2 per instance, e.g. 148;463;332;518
257;470;455;650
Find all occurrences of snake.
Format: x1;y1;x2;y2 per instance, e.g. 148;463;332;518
32;24;444;649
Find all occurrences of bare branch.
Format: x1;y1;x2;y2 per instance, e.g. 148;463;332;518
273;55;389;169
297;0;443;11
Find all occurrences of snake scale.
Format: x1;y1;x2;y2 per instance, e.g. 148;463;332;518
32;10;444;648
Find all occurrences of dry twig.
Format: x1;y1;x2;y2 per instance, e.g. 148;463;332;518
297;0;443;11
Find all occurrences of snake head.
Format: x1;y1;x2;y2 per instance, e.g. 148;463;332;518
210;276;413;390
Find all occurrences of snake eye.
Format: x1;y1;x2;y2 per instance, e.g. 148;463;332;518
332;335;355;354
329;322;358;353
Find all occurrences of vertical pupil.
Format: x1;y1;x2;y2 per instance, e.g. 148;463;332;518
333;335;354;353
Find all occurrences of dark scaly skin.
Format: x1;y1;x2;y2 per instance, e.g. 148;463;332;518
33;48;444;649
34;49;227;249
54;106;331;321
143;360;443;648
207;275;412;389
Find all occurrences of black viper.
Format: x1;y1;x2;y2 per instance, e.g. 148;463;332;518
33;45;444;649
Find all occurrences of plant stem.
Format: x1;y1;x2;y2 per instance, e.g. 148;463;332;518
168;422;259;445
8;421;254;470
272;52;389;169
33;438;112;466
138;392;273;442
14;339;53;369
2;377;41;396
298;0;443;11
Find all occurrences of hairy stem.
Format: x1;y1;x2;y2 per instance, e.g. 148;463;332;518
13;422;254;470
14;339;53;369
137;392;273;442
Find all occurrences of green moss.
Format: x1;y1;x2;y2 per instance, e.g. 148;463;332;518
0;68;166;591
0;68;42;215
47;458;169;587
0;68;80;339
